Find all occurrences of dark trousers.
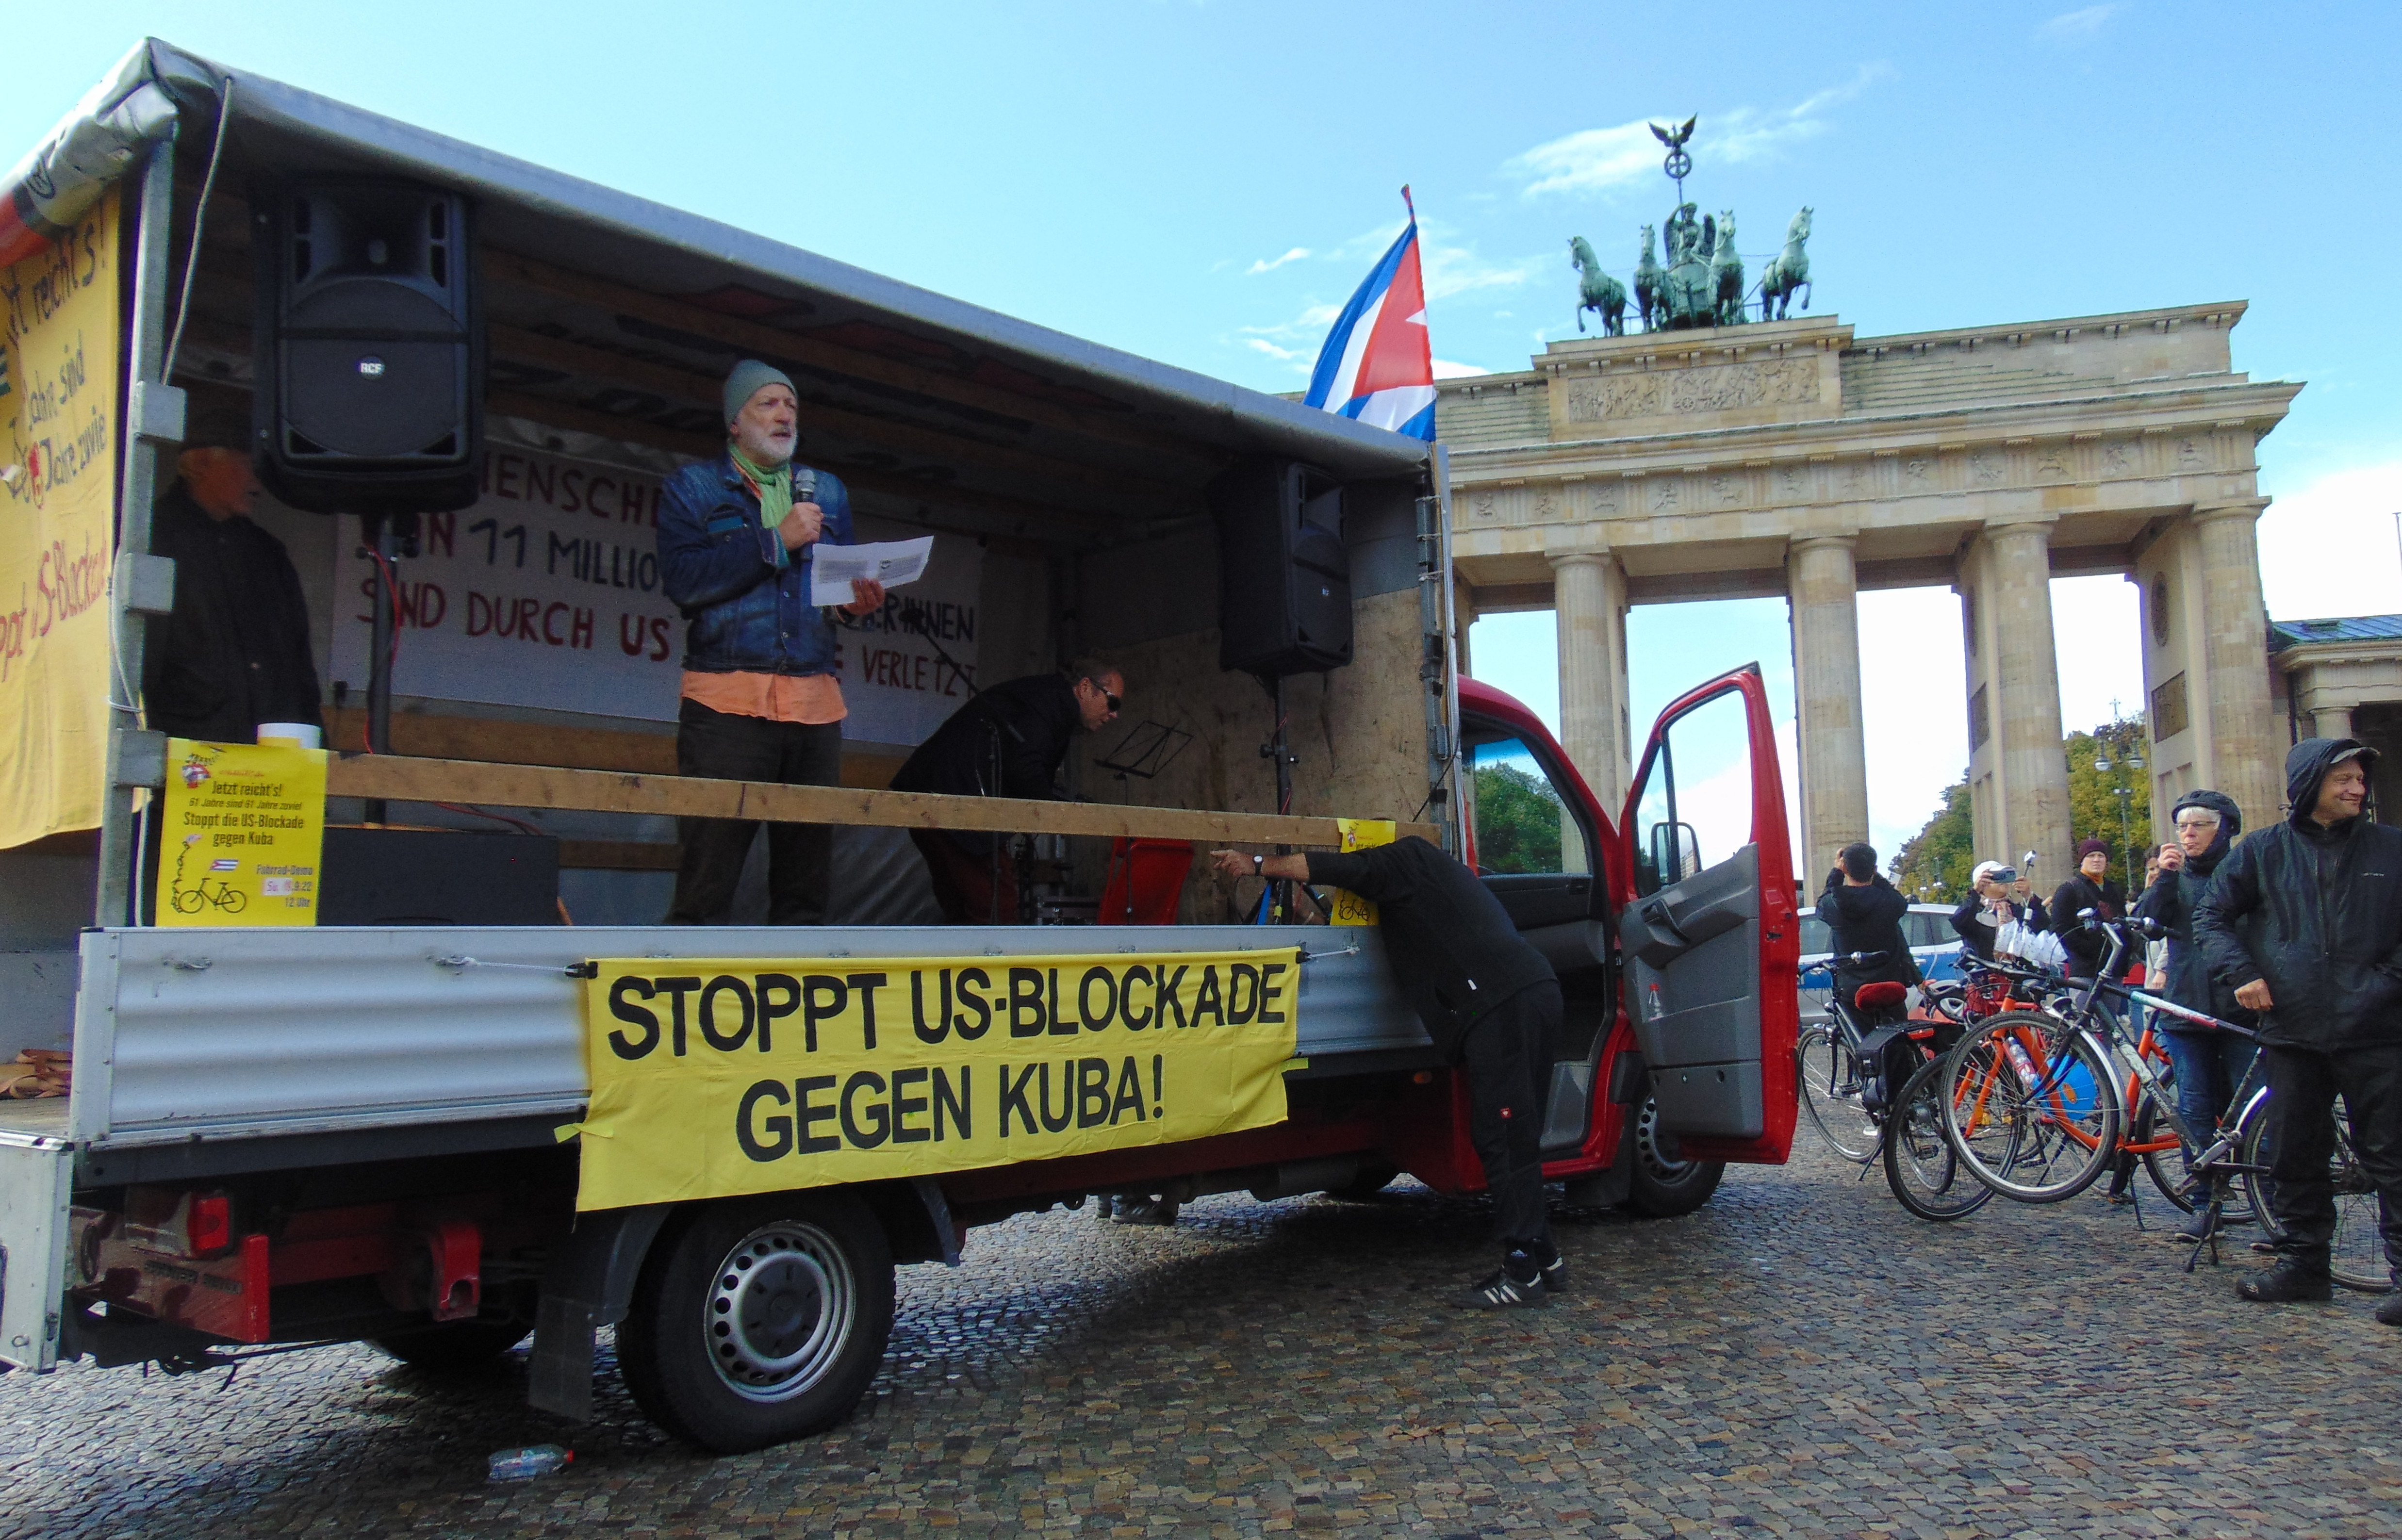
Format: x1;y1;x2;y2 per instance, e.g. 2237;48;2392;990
2261;1040;2402;1278
1461;981;1559;1249
908;829;1019;924
667;699;843;926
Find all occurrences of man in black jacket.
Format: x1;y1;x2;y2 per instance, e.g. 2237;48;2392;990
2051;838;2128;980
1816;843;1916;1110
892;664;1123;920
2194;738;2402;1316
143;408;323;744
1212;836;1563;1308
2134;790;2257;1242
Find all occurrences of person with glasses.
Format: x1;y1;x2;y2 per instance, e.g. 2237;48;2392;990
2134;790;2257;1243
890;661;1126;922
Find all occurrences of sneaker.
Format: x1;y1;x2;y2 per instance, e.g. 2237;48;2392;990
2236;1260;2334;1303
2375;1294;2402;1327
1457;1267;1548;1309
1113;1197;1179;1227
2168;1213;2216;1245
1521;1240;1567;1295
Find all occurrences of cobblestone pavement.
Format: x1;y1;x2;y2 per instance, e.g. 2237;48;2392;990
5;1141;2400;1539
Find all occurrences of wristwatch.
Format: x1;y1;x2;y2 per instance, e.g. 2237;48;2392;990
1251;854;1264;871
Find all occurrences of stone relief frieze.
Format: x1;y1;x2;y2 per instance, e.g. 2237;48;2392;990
1560;357;1820;424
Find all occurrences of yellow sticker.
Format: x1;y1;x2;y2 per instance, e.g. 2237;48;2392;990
156;740;328;925
573;949;1303;1211
1328;818;1396;927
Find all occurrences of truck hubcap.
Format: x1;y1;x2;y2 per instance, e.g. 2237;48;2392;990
704;1221;855;1401
1635;1096;1694;1183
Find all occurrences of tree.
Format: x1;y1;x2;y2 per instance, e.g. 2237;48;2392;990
1886;713;2154;902
1889;777;1974;902
2065;714;2153;893
1471;761;1563;873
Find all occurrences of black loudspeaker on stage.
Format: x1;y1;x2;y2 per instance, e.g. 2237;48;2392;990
1208;457;1352;677
250;178;484;515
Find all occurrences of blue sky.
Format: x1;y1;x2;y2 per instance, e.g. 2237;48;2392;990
11;2;2399;854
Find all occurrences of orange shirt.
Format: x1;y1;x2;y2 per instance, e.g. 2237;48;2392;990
680;670;846;725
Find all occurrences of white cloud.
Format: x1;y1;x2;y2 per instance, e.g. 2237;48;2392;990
2036;4;2124;43
2258;459;2402;620
1245;246;1310;275
1504;67;1888;199
1243;337;1304;361
1432;358;1490;379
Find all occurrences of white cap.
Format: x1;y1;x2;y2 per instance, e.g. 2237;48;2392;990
1971;860;2006;884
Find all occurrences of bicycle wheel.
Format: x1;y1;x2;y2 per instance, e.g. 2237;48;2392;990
2239;1094;2394;1294
1941;1012;2122;1203
1884;1056;1992;1222
1796;1024;1876;1164
217;886;247;914
2131;1095;2197;1214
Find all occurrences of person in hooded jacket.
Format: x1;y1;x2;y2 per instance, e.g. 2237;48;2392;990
2193;738;2402;1318
2133;789;2258;1241
2052;837;2128;980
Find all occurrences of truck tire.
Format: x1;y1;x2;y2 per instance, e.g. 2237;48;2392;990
619;1190;895;1454
1618;1094;1725;1218
1325;1161;1401;1200
372;1320;532;1371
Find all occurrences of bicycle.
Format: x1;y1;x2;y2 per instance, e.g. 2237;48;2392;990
1795;950;1912;1164
1937;913;2390;1291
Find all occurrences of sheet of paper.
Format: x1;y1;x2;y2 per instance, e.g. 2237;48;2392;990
810;536;935;606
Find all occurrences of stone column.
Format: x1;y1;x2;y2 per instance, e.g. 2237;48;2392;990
1549;545;1630;813
1453;584;1480;680
2191;501;2284;832
1986;521;2073;875
2310;704;2356;741
1786;536;1869;879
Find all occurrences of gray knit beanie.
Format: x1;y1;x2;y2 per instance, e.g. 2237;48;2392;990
724;360;795;426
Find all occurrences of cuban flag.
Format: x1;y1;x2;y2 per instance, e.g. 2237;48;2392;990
1304;188;1436;441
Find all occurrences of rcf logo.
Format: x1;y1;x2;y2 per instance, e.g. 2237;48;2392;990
180;754;214;789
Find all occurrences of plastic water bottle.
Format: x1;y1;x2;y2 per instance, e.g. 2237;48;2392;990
487;1444;573;1481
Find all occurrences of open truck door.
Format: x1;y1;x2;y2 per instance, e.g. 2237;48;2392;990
1613;665;1799;1163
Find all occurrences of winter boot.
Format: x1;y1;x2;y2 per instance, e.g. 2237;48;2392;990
2236;1259;2334;1303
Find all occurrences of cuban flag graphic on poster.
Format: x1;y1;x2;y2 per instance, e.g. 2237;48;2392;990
1304;188;1436;441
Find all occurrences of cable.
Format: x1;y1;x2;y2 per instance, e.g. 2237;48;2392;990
163;79;236;386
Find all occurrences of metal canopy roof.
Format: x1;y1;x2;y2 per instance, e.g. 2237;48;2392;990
99;40;1429;541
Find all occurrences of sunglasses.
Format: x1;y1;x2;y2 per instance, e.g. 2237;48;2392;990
1085;680;1121;713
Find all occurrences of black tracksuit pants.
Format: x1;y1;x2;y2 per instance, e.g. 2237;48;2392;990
2261;1040;2402;1279
1460;980;1559;1249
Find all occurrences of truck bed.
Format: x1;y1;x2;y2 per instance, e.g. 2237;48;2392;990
64;924;1427;1174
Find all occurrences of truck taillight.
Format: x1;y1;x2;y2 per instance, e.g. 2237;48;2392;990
187;1193;234;1256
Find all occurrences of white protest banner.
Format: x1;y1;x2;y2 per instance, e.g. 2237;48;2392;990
329;445;978;745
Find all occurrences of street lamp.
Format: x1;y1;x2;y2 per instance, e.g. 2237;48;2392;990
2093;742;2146;891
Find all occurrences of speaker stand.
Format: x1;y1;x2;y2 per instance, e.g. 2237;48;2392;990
360;512;404;824
1259;673;1298;923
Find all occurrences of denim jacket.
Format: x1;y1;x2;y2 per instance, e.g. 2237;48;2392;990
657;453;854;675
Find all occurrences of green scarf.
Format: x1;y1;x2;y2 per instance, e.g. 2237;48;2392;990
728;444;793;568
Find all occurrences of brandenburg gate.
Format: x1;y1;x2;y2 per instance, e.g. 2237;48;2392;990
1438;304;2301;877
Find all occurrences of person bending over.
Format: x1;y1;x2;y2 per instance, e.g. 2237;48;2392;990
1210;837;1562;1309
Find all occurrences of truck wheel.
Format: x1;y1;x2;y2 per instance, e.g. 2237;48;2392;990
372;1320;531;1371
619;1191;895;1454
1325;1161;1400;1200
1618;1094;1725;1218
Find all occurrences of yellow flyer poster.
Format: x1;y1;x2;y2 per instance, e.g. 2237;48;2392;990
0;183;121;848
1327;818;1395;926
156;740;329;926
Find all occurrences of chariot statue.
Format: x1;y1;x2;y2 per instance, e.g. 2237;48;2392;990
1565;120;1816;334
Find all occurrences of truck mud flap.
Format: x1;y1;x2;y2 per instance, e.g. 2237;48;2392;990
528;1204;671;1422
0;1141;75;1371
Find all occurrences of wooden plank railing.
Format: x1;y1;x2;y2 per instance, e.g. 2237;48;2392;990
324;754;1436;849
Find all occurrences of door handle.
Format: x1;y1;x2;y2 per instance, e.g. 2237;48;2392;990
1567;879;1590;895
1639;898;1690;946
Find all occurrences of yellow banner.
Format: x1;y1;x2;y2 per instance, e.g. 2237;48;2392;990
156;739;329;925
1328;818;1395;926
0;184;121;848
572;949;1304;1211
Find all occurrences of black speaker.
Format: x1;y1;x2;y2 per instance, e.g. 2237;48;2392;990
1210;458;1352;676
251;179;483;514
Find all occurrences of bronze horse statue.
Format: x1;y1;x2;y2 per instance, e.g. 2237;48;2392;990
1568;236;1627;336
1710;209;1745;327
1761;206;1813;320
1633;225;1664;333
